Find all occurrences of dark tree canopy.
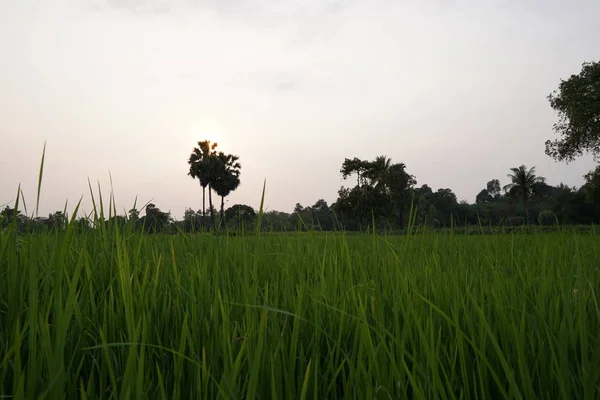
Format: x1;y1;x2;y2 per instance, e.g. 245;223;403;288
545;61;600;162
583;165;600;204
188;140;242;227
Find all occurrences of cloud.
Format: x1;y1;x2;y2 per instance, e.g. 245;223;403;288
97;0;347;19
231;71;304;93
95;0;178;14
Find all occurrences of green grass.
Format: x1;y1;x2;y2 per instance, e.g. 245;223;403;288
1;226;599;399
1;148;599;399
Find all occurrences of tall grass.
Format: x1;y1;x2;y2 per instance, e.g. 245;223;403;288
1;150;599;398
1;215;599;398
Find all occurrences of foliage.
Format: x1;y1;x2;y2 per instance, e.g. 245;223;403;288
546;61;600;162
336;155;416;230
212;152;242;220
188;141;242;228
583;164;600;204
503;165;546;223
137;203;172;233
537;209;556;226
188;140;218;220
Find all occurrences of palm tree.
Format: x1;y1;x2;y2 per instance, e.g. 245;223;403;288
365;155;392;191
212;152;241;221
503;165;546;223
188;140;218;224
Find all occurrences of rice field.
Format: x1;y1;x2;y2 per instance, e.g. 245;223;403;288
1;220;599;399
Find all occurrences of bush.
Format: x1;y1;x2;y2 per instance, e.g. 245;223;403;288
538;210;556;226
504;216;526;227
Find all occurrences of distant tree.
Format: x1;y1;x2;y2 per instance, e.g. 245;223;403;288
431;188;458;226
582;164;600;204
336;156;416;230
385;163;417;227
183;208;201;232
364;155;392;189
487;179;502;198
0;206;24;230
545;61;600;162
46;211;67;230
340;157;370;188
476;179;501;204
188;140;219;224
128;207;140;222
293;203;304;213
475;189;492;205
306;199;334;230
225;204;256;224
74;217;91;232
212;152;241;221
263;210;293;231
538;210;557;226
108;215;127;229
139;203;171;233
503;165;546;223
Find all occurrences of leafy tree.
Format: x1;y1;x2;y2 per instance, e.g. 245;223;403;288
582;164;600;204
364;155;392;189
188;140;219;223
476;179;502;204
0;206;25;231
538;210;556;226
503;165;546;223
385;163;417;227
340;157;370;187
212;152;241;221
545;61;600;162
475;189;492;205
262;210;293;232
74;217;91;232
336;156;416;230
225;204;256;223
431;188;458;226
183;208;202;232
128;207;140;222
487;179;501;198
301;199;335;230
138;203;171;233
44;211;67;231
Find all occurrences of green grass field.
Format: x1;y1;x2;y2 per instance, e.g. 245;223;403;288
1;223;599;399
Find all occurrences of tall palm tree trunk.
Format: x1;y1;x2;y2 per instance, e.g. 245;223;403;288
220;196;225;222
208;184;215;227
202;186;206;217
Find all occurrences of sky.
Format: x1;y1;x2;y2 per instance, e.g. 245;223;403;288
1;0;599;219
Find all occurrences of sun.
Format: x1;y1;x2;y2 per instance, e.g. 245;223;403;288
189;121;227;150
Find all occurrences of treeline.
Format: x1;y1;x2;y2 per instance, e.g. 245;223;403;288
2;61;599;234
2;160;599;235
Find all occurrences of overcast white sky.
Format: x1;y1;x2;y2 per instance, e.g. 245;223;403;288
1;0;599;218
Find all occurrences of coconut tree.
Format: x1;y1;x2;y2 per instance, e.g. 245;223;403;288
365;155;393;191
503;165;546;223
212;152;241;221
188;140;218;223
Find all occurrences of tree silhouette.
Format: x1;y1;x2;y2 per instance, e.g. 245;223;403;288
545;61;600;162
188;140;219;225
212;152;242;221
364;155;393;190
503;165;546;223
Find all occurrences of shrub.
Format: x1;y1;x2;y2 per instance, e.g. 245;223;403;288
538;210;557;226
504;216;526;226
